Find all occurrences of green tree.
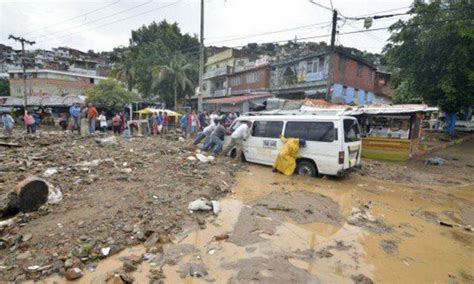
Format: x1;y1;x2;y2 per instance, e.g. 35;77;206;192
128;20;199;100
110;50;136;92
152;53;195;110
0;78;10;96
85;79;138;111
384;0;474;113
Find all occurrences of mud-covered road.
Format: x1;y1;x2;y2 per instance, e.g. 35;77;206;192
34;139;474;283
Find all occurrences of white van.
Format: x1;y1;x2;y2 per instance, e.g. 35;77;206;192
224;115;362;177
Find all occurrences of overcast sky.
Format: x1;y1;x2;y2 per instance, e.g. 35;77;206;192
0;0;413;54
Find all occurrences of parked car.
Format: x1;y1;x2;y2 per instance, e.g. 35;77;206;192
224;115;362;177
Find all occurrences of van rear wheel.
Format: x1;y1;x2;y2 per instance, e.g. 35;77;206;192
296;160;318;177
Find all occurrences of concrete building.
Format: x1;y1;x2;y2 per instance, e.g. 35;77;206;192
228;59;270;96
8;69;106;97
202;49;247;98
269;48;391;105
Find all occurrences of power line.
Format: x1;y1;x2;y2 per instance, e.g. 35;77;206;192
308;0;333;13
35;1;181;44
32;0;156;42
20;0;121;37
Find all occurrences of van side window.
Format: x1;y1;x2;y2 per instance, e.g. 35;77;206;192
285;121;335;142
252;121;283;138
344;119;361;142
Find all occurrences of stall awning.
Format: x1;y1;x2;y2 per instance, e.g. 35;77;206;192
204;94;273;105
135;108;181;116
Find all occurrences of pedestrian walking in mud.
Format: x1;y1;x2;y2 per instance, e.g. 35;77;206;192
155;111;164;135
221;121;251;159
24;111;36;134
69;104;81;134
162;112;169;136
80;106;89;137
1;112;14;136
98;111;107;132
273;137;306;176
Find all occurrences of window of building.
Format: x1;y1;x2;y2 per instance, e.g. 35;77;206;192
368;69;374;84
252;121;283;138
231;76;241;86
285;121;335;142
338;56;347;73
319;57;326;72
246;72;259;83
356;63;363;77
89;78;94;84
307;58;322;73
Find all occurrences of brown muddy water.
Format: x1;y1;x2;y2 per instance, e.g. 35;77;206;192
40;160;474;283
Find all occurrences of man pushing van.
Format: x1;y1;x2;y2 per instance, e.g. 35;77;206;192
273;136;306;176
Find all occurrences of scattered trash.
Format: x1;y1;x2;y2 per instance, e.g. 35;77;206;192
424;157;445;166
0;217;16;229
101;247;111;256
208;249;216;255
188;198;213;211
27;265;40;271
214;233;229;241
187;156;197;161
196;153;215;163
43;168;58;177
179;137;185;141
95;136;118;147
211;200;221;215
47;185;63;204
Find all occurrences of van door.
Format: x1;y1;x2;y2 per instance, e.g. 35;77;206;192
245;120;284;165
342;118;362;168
284;121;339;175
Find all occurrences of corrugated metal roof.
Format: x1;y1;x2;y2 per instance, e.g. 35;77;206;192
204;94;273;105
0;95;85;106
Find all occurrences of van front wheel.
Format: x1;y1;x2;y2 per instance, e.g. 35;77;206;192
296;160;318;177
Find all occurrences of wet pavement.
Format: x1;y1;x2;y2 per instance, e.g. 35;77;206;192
36;141;474;283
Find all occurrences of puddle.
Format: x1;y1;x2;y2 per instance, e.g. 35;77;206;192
40;164;474;283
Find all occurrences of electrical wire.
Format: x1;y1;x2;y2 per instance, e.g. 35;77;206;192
20;0;122;38
31;0;156;41
35;1;181;44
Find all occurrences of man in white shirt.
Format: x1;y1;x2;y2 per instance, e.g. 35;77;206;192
193;120;216;146
221;121;251;159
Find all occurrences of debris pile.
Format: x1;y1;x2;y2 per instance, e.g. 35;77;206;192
0;131;243;282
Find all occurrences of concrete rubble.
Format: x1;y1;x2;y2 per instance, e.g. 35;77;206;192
0;130;243;282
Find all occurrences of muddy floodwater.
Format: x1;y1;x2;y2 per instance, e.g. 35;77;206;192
39;142;474;283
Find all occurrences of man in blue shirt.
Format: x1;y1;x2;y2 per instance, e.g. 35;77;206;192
69;104;81;133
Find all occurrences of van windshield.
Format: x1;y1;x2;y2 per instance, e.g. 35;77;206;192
344;119;361;142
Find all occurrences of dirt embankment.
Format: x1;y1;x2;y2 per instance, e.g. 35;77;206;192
0;131;241;282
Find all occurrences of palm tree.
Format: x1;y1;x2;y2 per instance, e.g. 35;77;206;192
152;53;195;110
110;51;136;92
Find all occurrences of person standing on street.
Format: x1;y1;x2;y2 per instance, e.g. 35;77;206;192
112;113;122;135
24;111;36;134
221;121;251;159
69;104;81;134
1;112;15;136
98;111;107;132
87;103;98;136
180;113;188;137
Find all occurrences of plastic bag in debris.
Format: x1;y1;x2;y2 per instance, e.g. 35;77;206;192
95;136;118;146
75;159;101;167
196;153;215;163
43;168;58;177
187;156;197;161
211;200;221;215
424;157;445;166
188;198;213;211
47;185;63;204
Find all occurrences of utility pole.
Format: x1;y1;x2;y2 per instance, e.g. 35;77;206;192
325;9;337;100
8;35;35;116
197;0;204;112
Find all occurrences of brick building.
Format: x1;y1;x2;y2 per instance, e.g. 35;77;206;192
8;69;106;97
270;48;392;105
228;63;269;96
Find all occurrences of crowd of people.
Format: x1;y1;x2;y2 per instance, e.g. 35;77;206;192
65;103;128;136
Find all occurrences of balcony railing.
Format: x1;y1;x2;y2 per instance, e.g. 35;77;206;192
203;66;231;80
